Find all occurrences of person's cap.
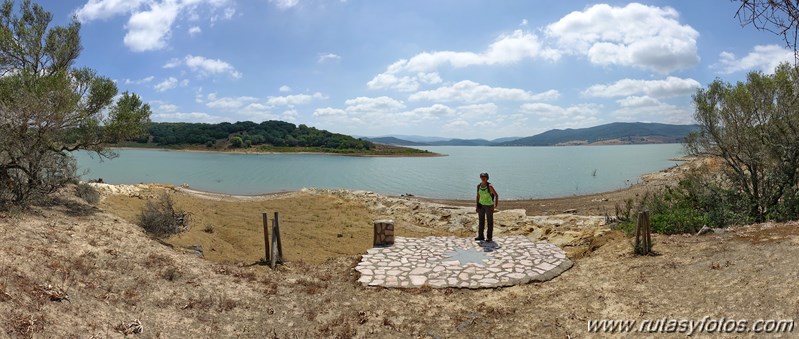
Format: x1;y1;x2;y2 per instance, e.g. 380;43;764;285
479;172;489;178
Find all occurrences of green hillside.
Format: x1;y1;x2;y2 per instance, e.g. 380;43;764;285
499;122;699;146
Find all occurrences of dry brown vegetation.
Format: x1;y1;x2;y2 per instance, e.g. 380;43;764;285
0;185;798;337
102;190;451;264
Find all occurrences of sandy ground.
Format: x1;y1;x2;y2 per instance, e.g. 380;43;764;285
2;157;798;338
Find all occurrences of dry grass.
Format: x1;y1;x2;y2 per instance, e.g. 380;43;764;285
102;188;448;264
1;189;799;337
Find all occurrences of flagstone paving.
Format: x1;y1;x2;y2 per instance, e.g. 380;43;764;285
355;235;572;289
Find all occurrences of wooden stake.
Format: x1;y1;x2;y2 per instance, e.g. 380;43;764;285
644;210;651;254
635;212;642;254
262;212;270;263
274;211;283;262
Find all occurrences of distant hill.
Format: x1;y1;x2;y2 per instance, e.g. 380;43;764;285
364;135;520;146
491;136;522;143
499;122;699;146
428;139;492;146
365;136;429;146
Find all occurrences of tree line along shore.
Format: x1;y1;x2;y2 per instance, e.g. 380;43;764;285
116;120;436;156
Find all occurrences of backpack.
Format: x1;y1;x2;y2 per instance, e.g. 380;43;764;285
477;182;495;200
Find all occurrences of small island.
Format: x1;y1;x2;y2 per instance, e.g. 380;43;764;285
117;120;439;157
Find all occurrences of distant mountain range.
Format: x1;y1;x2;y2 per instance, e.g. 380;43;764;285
364;122;699;147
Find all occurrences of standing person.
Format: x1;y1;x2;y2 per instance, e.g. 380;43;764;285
475;172;499;242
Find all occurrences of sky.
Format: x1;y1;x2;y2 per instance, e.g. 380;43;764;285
41;0;795;139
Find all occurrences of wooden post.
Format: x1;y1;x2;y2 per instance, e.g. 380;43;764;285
270;211;283;269
644;211;652;254
274;211;283;263
635;210;652;255
270;228;278;269
262;212;270;263
635;212;642;254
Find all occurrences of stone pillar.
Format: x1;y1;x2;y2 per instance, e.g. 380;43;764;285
373;219;395;247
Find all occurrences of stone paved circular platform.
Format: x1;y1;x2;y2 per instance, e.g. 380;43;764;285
355;236;573;289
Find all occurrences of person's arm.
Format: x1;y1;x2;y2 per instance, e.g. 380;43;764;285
490;185;499;208
475;190;480;211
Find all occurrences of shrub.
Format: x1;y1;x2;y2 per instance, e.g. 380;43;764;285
625;169;752;235
137;192;189;236
75;183;100;204
769;188;799;221
229;136;243;148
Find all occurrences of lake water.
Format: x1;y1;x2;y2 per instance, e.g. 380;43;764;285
74;144;685;200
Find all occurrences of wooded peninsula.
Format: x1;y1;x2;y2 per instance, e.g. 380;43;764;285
122;120;435;156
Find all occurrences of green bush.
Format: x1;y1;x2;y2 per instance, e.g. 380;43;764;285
769;189;799;221
229;136;243;148
75;183;100;204
650;205;708;234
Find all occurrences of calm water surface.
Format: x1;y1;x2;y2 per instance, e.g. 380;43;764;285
74;144;684;199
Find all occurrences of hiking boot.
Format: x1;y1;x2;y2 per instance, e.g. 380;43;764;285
474;237;485;241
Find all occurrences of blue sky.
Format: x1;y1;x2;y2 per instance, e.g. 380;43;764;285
44;0;794;139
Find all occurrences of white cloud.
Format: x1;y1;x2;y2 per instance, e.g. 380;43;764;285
343;96;406;112
124;76;155;85
186;55;242;78
313;107;347;117
520;19;528;26
519;103;603;128
313;97;451;129
76;0;231;52
206;96;259;110
318;53;341;63
716;44;794;74
368;29;560;91
166;55;242;78
616;96;662;107
158;103;179;113
582;77;700;98
455;103;499;121
154;77;178;92
281;108;299;122
223;7;236;19
546;3;699;73
367;72;443;92
152;112;226;123
612;99;693;124
188;26;202;36
270;0;299;9
180;79;190;87
400;104;454;121
163;58;181;68
443;119;470;131
235;103;277;121
410;80;559;103
123;1;181;52
267;92;327;106
75;0;147;21
279;85;292;92
245;103;270;111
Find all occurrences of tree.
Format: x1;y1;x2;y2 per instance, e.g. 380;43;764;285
229;136;243;148
735;0;799;56
688;62;799;221
0;0;151;207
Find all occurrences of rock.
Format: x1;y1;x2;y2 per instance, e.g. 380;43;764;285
186;245;203;258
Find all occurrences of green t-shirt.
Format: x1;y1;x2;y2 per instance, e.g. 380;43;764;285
477;183;494;206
